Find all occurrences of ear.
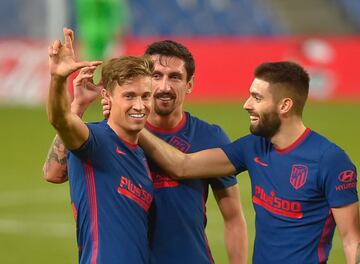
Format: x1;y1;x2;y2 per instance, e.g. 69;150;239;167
279;97;293;114
101;88;110;101
186;75;194;94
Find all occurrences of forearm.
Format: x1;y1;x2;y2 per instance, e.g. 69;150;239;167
216;185;248;264
224;219;248;264
139;129;186;178
343;238;360;264
47;76;88;150
43;135;68;183
332;203;360;264
47;75;73;130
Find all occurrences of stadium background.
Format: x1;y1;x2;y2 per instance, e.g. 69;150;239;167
0;0;359;263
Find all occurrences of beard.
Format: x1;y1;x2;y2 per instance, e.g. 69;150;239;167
154;102;176;116
153;91;177;116
249;109;281;138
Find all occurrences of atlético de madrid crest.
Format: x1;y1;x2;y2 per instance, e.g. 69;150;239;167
290;164;308;190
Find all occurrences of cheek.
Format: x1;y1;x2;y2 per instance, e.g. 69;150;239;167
144;101;152;110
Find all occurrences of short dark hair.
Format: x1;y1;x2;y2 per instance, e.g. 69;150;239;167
255;61;310;115
102;55;154;93
145;40;195;81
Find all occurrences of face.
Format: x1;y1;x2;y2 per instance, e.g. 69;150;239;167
105;76;152;137
243;78;281;138
150;55;193;116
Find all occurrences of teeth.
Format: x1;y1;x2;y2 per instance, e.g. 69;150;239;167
158;97;171;101
129;114;145;118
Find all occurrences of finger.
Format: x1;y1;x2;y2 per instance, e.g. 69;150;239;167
63;28;74;49
52;40;62;55
100;98;109;107
48;46;53;56
83;66;97;75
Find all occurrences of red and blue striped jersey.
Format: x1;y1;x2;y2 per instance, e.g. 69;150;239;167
222;128;358;264
68;120;153;264
147;112;237;264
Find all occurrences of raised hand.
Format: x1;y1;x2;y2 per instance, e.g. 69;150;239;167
48;28;102;78
72;67;103;114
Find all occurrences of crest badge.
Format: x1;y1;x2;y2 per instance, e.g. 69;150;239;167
290;164;308;190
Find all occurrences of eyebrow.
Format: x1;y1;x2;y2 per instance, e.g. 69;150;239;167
250;91;263;98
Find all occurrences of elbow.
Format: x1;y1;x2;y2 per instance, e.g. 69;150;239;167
42;164;68;184
47;112;70;131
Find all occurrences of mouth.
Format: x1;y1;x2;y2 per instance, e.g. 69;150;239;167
128;113;146;119
154;93;176;101
249;113;259;125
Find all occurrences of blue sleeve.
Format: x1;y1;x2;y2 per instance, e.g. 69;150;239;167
221;137;248;175
70;123;100;160
320;144;358;208
206;125;237;190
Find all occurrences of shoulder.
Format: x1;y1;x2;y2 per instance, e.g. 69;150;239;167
308;131;350;162
186;112;227;136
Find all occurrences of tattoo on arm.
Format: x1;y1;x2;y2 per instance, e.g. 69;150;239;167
44;135;68;177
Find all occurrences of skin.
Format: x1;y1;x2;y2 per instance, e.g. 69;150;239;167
43;50;248;263
137;77;360;264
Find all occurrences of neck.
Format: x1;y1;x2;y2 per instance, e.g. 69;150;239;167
271;117;306;149
147;109;183;130
107;119;139;145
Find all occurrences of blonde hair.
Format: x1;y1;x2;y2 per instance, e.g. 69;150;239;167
102;55;154;94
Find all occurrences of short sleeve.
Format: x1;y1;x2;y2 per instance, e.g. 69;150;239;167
206;125;237;189
320;144;358;208
221;137;248;174
70;123;100;160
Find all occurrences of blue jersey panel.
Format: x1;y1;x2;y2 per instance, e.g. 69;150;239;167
68;120;153;264
221;129;358;264
147;112;237;264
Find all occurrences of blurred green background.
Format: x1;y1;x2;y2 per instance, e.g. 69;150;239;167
0;101;358;263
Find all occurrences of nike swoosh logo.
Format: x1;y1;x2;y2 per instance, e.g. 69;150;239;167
254;156;268;167
116;146;126;155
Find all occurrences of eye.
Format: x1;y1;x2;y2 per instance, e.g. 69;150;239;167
142;93;151;100
124;94;134;100
152;73;161;80
254;96;262;102
170;75;182;80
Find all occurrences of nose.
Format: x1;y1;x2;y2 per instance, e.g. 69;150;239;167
243;97;252;111
158;77;171;92
133;97;145;111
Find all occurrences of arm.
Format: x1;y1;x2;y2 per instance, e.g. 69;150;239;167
138;129;237;179
47;28;102;150
213;185;248;264
332;202;360;264
43;66;102;183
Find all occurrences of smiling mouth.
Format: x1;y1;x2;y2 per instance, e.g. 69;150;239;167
154;93;176;101
128;113;146;119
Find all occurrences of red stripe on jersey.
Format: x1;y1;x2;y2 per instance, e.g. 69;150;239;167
146;112;187;134
201;185;215;264
252;196;303;219
317;211;335;263
275;128;311;154
83;160;99;264
154;181;179;189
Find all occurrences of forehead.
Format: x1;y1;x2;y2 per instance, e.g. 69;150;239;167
151;55;186;73
249;78;271;96
116;76;152;92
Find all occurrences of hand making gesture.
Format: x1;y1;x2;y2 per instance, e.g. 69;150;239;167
48;27;102;78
